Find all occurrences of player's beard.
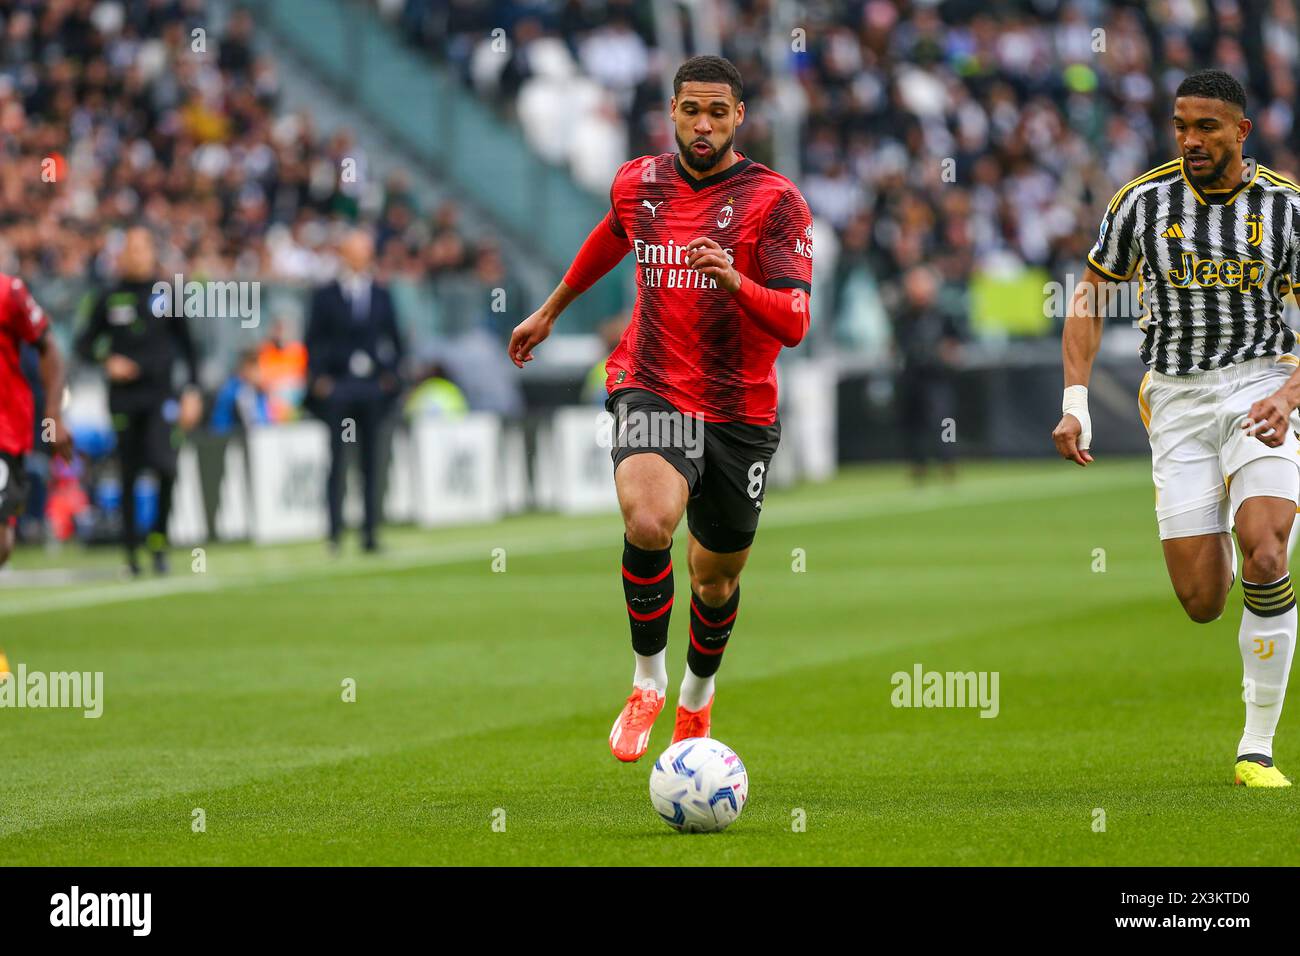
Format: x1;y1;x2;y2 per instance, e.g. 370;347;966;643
677;131;734;173
1184;149;1231;188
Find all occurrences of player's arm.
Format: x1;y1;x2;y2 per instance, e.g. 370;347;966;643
1054;187;1143;466
11;279;72;461
32;329;72;461
734;279;808;347
1052;269;1107;466
1243;367;1300;447
684;238;809;347
509;207;631;368
1244;240;1300;447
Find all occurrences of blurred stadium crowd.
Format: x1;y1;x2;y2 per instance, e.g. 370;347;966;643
7;0;1299;355
0;0;486;287
382;0;1300;340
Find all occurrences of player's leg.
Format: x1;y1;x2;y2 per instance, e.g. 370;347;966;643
1286;405;1300;559
0;456;16;678
0;452;27;569
671;416;779;742
0;516;10;734
0;521;13;569
1218;357;1300;785
672;534;747;741
608;450;689;761
1230;461;1298;786
1161;531;1234;623
1148;372;1235;621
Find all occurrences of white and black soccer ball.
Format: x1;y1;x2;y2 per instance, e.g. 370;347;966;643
649;737;748;833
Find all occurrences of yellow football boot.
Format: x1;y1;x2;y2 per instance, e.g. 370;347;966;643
1234;755;1292;787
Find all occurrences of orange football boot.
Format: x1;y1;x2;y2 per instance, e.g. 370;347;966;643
672;695;714;743
609;684;665;762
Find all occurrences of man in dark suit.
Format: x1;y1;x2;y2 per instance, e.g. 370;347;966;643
305;229;404;553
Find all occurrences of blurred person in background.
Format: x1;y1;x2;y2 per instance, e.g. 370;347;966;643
257;316;308;421
211;347;272;435
892;265;963;485
75;227;201;577
305;228;404;554
403;359;468;420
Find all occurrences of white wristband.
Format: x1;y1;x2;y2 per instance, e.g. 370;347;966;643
1062;385;1092;451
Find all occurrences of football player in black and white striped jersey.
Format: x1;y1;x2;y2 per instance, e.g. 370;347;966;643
1053;69;1300;787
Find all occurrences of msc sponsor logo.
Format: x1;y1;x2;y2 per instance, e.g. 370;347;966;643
794;223;813;259
1166;252;1266;291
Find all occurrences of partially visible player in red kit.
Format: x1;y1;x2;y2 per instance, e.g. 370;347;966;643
0;275;73;572
509;56;813;761
0;275;72;679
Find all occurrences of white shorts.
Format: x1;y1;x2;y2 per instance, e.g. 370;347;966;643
1141;354;1300;539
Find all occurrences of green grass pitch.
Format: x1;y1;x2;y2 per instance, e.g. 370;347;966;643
2;457;1297;866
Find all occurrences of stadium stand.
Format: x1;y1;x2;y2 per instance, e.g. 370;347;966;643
379;0;1300;344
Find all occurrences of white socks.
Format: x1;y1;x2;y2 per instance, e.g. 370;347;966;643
635;655;714;711
1238;574;1298;758
678;668;714;713
634;652;667;696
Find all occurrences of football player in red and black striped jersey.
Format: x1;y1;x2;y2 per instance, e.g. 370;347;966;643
509;55;814;762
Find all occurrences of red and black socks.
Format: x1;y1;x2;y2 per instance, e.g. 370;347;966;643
680;585;739;711
622;537;673;692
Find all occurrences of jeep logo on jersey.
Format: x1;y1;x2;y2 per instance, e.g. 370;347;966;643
716;201;733;229
1167;252;1266;291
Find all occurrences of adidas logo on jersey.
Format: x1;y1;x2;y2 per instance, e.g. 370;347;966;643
1160;223;1186;239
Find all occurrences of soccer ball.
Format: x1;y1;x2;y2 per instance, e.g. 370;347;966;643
649;737;748;833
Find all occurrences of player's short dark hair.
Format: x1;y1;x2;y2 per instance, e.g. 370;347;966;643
673;55;743;102
1175;69;1247;112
